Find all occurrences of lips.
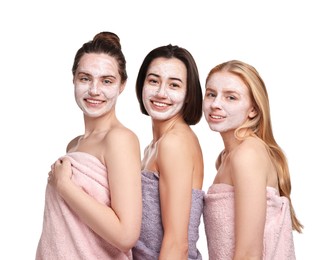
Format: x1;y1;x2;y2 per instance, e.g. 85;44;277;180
151;100;170;108
210;114;225;119
85;98;105;105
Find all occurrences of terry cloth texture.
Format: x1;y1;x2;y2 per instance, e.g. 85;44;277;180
132;171;204;260
203;183;296;260
36;152;132;260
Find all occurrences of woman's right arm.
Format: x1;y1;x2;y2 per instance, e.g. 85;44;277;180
51;129;142;252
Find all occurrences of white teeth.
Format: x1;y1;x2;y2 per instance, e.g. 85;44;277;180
210;115;223;119
153;101;168;107
87;99;103;104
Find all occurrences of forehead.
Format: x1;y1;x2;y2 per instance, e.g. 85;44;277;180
147;57;187;78
78;53;119;73
206;71;249;94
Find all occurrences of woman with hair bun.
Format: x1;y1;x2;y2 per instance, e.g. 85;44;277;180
36;32;142;260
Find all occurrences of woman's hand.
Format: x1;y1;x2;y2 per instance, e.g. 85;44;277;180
48;157;73;191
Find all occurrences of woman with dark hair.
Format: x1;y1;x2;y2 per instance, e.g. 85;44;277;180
36;32;142;260
132;44;204;259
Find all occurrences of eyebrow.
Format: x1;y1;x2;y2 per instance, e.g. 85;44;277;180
205;86;240;95
147;73;183;83
77;71;117;79
205;86;216;91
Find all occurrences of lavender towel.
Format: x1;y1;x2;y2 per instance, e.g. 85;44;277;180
132;171;204;260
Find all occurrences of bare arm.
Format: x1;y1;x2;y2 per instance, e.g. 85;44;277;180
51;129;142;252
158;134;193;260
231;139;268;260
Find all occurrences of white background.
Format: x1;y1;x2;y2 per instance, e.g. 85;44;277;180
1;1;335;259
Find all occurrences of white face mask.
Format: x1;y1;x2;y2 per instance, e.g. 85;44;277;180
73;53;124;118
203;71;256;133
142;57;187;121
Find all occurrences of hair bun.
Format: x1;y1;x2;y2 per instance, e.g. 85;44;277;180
93;31;121;50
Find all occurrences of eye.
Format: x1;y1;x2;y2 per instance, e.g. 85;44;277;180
79;76;90;82
149;79;159;85
170;82;181;88
228;95;235;100
103;78;113;85
146;75;160;86
205;91;216;98
76;72;91;83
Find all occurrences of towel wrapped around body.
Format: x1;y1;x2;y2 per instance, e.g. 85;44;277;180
203;183;296;260
36;152;132;260
132;171;204;260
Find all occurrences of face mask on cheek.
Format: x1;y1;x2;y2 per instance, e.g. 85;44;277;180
204;99;252;133
144;86;186;121
74;83;120;117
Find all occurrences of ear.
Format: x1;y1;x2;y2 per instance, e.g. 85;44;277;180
248;107;258;119
119;81;126;94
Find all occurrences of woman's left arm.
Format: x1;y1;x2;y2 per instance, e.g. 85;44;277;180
158;133;194;260
231;140;269;259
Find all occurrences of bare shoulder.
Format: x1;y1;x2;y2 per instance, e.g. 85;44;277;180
103;125;141;167
105;125;140;146
158;127;197;155
229;137;272;188
66;135;81;152
107;125;138;140
231;137;269;168
156;126;202;172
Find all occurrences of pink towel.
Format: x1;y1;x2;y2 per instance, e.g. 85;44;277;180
36;152;132;260
203;183;296;260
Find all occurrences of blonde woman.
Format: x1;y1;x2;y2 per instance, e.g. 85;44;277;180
203;60;303;260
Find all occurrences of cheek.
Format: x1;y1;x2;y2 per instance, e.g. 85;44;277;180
142;86;156;100
167;89;186;103
74;84;88;98
231;103;249;115
102;86;119;99
202;100;210;113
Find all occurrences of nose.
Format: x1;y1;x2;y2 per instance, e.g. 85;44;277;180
155;84;168;98
88;81;101;96
210;96;223;110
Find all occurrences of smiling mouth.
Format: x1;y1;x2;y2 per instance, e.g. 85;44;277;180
210;114;225;119
85;98;104;104
152;101;170;107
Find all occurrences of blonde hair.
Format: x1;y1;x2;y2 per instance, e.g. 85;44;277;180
206;60;303;233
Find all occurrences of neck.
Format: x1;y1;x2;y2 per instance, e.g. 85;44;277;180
83;112;118;136
221;128;253;153
151;115;183;141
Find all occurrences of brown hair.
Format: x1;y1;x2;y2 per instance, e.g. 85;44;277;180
135;44;202;125
72;31;127;84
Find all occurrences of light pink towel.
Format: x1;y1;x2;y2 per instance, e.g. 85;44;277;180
203;183;296;260
36;152;132;260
